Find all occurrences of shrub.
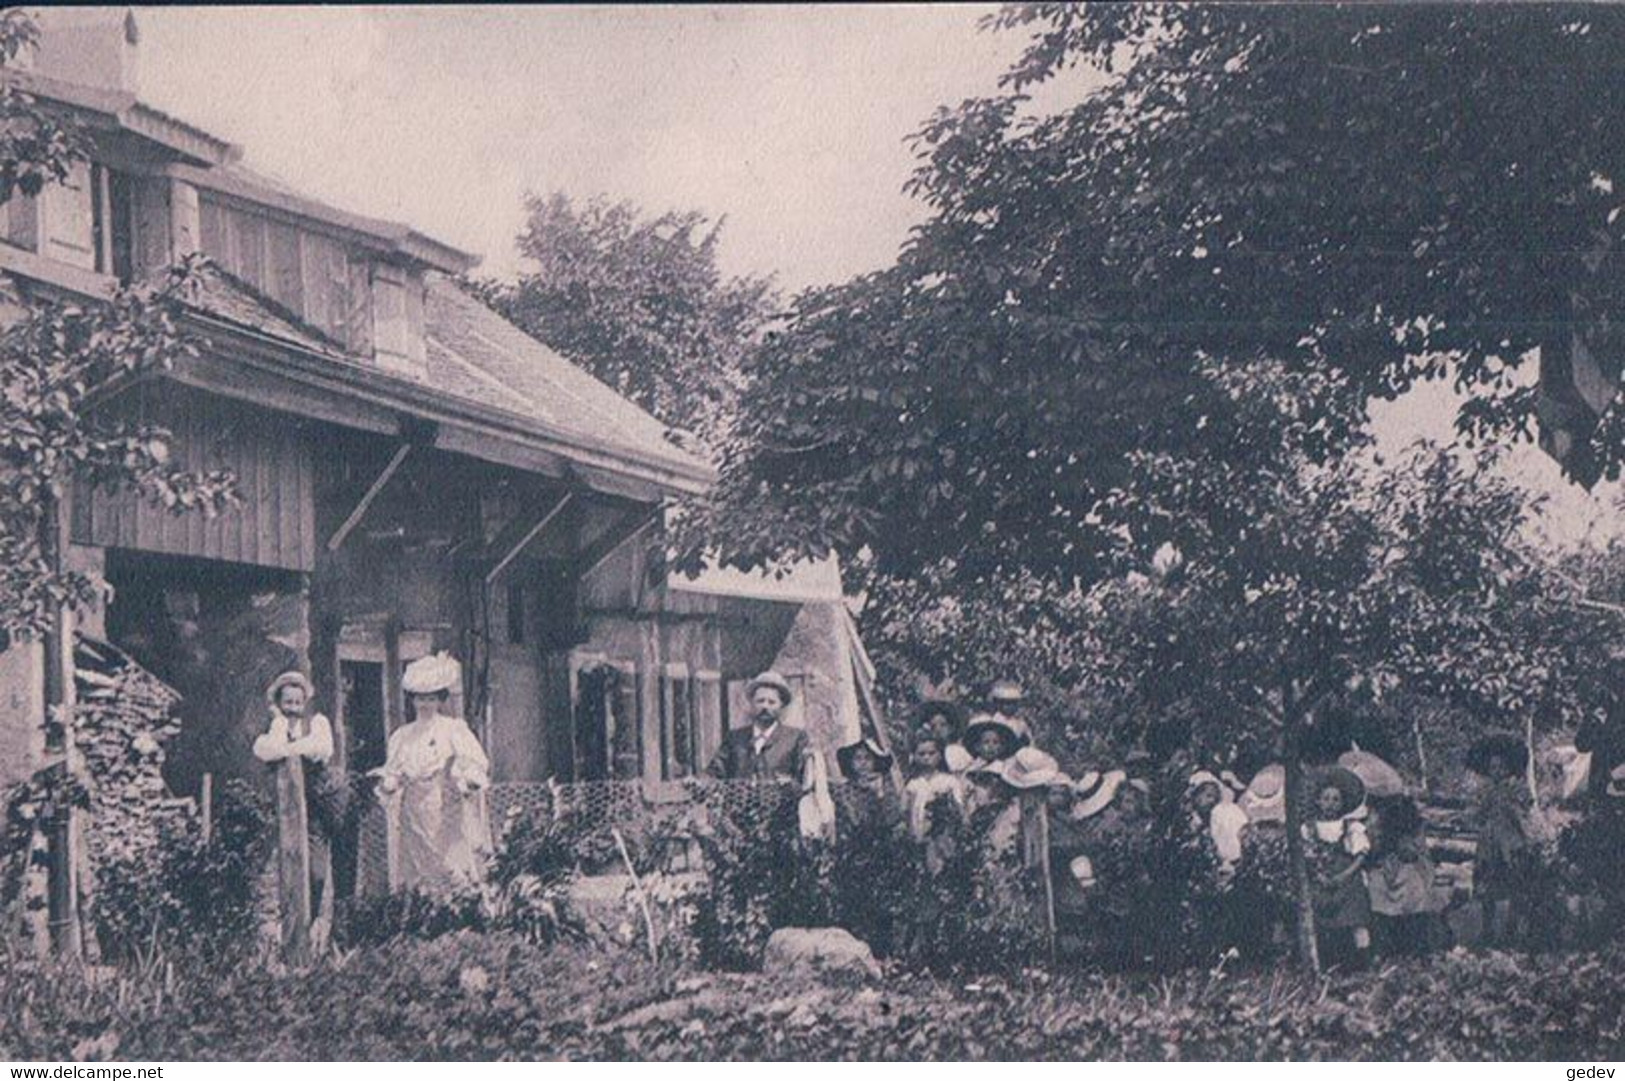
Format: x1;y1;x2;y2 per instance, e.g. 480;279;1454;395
93;779;273;960
336;807;581;948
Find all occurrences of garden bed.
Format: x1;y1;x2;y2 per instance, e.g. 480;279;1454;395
3;933;1621;1060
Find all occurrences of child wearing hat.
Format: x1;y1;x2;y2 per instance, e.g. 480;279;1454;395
1304;767;1372;967
962;712;1026;766
917;701;975;774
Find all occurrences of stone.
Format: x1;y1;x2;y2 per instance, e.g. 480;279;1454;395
762;926;881;980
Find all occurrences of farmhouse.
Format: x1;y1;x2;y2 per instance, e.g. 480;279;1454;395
0;11;876;901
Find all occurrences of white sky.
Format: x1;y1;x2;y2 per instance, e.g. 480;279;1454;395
132;4;1019;293
94;6;1625;547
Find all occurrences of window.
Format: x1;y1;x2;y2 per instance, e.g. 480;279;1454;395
693;670;722;772
40;160;95;269
3;161;134;277
506;583;526;646
568;655;640;781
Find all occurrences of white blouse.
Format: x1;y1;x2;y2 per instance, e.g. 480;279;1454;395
378;714;490;791
252;711;334;765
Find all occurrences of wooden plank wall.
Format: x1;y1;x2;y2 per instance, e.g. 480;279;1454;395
199;194;365;352
71;382;317;572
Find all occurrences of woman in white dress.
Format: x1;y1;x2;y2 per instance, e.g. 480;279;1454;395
374;652;491;891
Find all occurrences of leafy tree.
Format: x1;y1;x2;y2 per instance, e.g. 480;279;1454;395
1;10;235;957
1072;362;1604;968
0;9;83;203
1;10;236;641
703;3;1625;583
0;259;237;639
477;192;777;454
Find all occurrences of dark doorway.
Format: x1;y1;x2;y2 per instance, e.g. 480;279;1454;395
335;659;385;900
341;660;386;773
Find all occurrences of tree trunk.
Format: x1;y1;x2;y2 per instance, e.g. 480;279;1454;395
39;487;82;960
1282;704;1320;973
1413;710;1430;797
1525;712;1540;811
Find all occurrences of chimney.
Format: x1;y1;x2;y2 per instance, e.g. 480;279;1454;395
26;8;141;97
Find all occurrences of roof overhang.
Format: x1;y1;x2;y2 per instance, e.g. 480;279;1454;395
669;554;846;605
178;309;714;502
167;164;480;275
0;247;709;502
1;69;239;168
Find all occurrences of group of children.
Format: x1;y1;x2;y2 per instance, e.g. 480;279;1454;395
826;690;1556;969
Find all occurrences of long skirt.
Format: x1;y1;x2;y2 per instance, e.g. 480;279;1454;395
384;772;489;892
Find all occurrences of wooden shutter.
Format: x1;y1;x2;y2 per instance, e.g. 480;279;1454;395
345;258;373;355
610;661;641;780
693;670;722;773
231;209;267;291
5;191;38;251
41;161;95;269
660;662;693;779
267;221;305;313
198;196;228;266
129;178;171;278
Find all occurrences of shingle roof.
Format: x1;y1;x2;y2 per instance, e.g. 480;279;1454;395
182;266;713;490
422;273;710;482
184;264;350;357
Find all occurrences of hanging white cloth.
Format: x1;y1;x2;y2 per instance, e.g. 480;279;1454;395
798;749;837;842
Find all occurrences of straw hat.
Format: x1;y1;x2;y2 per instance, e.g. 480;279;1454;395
992;747;1067;790
1073;769;1128;818
988;679;1026;707
1187;769;1236;803
265;670;314;707
746;670;794;705
1308;766;1367;820
962;712;1029;755
836;736;894;780
1238;763;1286;823
914;699;968;733
402;652;461;696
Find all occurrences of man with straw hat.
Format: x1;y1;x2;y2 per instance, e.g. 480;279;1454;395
707;671;809;780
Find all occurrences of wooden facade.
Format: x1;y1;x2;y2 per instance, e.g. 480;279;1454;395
72;381;317;573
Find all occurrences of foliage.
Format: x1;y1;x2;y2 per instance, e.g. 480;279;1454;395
1559;800;1625;905
0;256;238;638
3;931;1625;1060
0;10;85;204
336;807;581;949
93;779;273;960
1;9;236;640
690;783;801;969
474;192;777;454
696;3;1625;584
